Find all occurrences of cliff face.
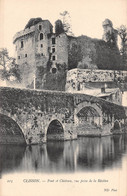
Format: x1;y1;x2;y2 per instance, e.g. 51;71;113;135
68;35;121;70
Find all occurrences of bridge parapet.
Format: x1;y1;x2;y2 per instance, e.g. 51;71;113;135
0;87;76;144
0;87;126;144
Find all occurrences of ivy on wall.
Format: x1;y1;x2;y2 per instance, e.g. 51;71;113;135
68;35;122;71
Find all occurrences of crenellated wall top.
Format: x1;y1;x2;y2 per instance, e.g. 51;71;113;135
13;26;35;43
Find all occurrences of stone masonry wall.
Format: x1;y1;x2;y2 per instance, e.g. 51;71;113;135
55;33;68;66
0;87;76;144
0;87;126;144
66;68;127;92
13;20;68;89
15;32;36;88
35;21;52;68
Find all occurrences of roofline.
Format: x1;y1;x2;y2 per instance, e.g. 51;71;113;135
13;20;53;43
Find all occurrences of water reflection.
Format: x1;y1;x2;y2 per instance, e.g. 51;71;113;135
0;145;26;175
47;141;64;162
0;135;127;176
77;136;126;170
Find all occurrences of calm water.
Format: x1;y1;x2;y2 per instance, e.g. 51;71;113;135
0;135;127;176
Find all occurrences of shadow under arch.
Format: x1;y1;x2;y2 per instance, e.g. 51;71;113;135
77;106;100;118
113;120;121;130
0;113;26;145
76;102;102;117
77;106;101;126
47;119;64;141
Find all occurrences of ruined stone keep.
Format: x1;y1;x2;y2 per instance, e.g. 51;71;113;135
13;18;68;88
13;18;121;89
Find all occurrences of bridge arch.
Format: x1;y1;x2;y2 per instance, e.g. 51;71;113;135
0;113;26;145
46;119;64;141
77;106;100;117
75;102;102;126
75;102;102;117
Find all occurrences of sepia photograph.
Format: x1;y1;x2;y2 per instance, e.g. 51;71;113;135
0;0;127;195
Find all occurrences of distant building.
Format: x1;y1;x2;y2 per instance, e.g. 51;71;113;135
65;68;127;105
97;87;122;105
102;18;118;48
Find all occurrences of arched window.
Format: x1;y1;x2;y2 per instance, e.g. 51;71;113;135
52;68;57;74
40;33;43;40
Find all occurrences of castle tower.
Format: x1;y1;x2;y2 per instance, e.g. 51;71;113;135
13;18;53;88
13;17;69;89
102;19;118;48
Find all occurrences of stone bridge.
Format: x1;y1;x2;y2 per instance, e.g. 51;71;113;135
0;87;126;145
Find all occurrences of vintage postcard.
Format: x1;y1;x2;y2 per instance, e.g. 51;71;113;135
0;0;127;196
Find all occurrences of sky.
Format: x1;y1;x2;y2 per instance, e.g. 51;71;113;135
0;0;127;57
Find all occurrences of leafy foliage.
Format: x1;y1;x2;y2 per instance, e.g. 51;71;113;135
68;35;122;70
93;39;122;70
35;66;45;89
59;11;74;36
68;38;83;70
0;48;21;82
117;25;127;69
55;20;65;35
43;63;67;91
117;25;127;45
24;18;43;29
43;71;66;91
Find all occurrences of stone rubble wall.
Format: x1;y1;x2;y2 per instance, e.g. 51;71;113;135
66;68;127;91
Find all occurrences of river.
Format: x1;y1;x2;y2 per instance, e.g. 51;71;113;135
0;135;127;196
0;134;127;175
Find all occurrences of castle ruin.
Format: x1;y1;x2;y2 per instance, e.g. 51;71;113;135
13;18;121;89
13;18;68;88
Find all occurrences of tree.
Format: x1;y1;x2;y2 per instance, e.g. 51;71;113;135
78;56;97;69
117;25;127;68
55;20;64;35
0;48;21;82
59;11;74;36
24;18;43;29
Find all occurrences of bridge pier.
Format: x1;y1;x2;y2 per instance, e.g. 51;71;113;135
45;120;77;142
64;123;77;140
